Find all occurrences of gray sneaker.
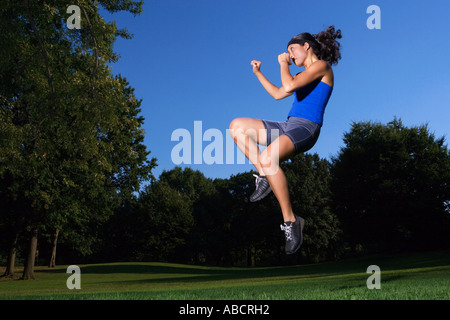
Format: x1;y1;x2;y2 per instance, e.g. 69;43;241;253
249;174;272;202
280;215;305;254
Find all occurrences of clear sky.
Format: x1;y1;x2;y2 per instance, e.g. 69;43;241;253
102;0;450;180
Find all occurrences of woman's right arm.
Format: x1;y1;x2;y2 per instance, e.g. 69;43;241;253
251;60;293;100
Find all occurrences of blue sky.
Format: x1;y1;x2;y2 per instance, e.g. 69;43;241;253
102;0;450;180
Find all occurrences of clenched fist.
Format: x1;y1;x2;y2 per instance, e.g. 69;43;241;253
251;60;262;74
278;52;292;65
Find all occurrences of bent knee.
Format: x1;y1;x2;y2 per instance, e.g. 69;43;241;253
229;118;243;131
229;118;246;137
259;149;280;170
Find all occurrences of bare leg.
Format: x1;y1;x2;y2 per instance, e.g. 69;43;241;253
229;118;267;176
260;135;296;222
230;119;296;222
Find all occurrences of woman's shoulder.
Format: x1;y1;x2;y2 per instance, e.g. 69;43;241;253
314;60;334;87
321;67;334;87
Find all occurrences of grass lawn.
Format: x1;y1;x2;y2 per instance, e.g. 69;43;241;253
1;251;449;300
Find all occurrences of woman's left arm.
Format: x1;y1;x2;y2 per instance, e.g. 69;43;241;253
279;53;329;93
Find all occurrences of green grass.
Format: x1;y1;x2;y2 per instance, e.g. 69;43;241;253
1;251;449;300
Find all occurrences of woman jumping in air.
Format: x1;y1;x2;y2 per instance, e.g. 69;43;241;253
229;26;342;255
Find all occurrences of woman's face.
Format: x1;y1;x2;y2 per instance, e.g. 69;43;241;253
288;43;308;67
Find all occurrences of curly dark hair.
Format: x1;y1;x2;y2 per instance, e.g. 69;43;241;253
287;25;342;66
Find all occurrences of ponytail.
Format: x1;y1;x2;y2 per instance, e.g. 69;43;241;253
287;25;342;66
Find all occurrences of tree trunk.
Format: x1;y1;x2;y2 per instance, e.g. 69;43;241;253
49;228;59;268
22;228;38;280
247;247;255;267
3;233;19;277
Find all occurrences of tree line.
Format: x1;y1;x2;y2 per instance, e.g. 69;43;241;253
2;117;450;274
97;118;450;266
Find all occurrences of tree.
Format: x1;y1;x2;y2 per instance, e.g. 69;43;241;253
331;118;450;255
223;172;280;266
159;167;218;263
0;0;154;278
133;181;193;261
159;167;216;202
0;171;30;277
282;153;341;263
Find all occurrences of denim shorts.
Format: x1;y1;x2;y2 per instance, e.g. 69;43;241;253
262;117;321;153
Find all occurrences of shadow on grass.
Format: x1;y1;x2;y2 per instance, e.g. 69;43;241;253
39;262;346;284
36;250;450;286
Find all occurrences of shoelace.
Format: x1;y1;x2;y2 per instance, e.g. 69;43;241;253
253;174;261;188
280;224;293;241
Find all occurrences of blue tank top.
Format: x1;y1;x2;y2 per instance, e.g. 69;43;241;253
287;80;333;126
